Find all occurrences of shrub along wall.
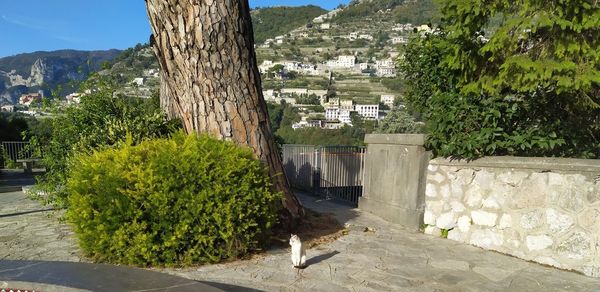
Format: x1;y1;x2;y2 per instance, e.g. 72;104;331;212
424;157;600;277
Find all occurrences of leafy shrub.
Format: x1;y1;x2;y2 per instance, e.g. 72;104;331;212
401;0;600;159
66;132;281;266
376;107;423;134
35;75;179;207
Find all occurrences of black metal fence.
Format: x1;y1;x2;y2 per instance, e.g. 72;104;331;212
282;144;366;206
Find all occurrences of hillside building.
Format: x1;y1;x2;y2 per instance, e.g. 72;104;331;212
380;94;395;107
18;93;42;106
1;105;15;112
327;55;356;68
355;104;380;120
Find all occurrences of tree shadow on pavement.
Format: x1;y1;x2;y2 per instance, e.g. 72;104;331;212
306;250;340;267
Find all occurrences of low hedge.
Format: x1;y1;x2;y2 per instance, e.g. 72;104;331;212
66;132;281;266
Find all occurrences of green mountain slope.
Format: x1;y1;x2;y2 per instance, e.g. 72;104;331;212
0;50;120;77
0;49;120;104
334;0;440;25
251;5;327;44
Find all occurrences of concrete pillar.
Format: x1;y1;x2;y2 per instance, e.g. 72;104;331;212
359;134;429;230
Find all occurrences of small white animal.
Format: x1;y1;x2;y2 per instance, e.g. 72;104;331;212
289;234;306;268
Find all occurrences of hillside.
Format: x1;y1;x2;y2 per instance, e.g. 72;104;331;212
251;5;327;44
333;0;440;25
0;49;120;104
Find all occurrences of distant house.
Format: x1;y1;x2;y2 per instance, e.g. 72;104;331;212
355;104;380;120
320;23;331;30
292;117;325;130
18;93;42;106
1;105;15;112
327;55;356;68
132;77;145;86
380;95;395;107
66;93;82;104
375;59;397;77
391;36;407;44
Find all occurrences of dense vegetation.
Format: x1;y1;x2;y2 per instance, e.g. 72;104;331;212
401;0;600;159
392;0;440;25
34;75;179;207
67;133;280;266
267;101;372;146
334;0;439;25
251;5;326;44
333;0;405;23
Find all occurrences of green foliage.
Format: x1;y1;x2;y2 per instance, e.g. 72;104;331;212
267;101;370;146
380;77;405;93
277;125;367;146
392;0;440;24
440;228;450;238
333;0;405;23
36;75;179;207
0;113;30;141
376;107;423;134
66;132;280;266
401;0;600;159
294;93;321;105
252;6;327;44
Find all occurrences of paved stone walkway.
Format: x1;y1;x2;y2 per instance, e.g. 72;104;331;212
163;195;600;291
0;190;80;262
2;186;600;291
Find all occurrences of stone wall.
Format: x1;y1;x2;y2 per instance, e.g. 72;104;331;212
424;157;600;277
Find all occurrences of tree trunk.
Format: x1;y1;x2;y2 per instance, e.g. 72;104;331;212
145;0;304;222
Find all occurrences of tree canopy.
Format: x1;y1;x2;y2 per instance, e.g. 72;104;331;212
401;0;600;158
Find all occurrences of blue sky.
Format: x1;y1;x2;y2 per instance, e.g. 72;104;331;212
0;0;350;58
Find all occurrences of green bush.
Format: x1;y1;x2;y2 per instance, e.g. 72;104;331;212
66;132;280;266
35;75;179;207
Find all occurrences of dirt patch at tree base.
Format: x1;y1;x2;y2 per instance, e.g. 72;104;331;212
270;208;348;249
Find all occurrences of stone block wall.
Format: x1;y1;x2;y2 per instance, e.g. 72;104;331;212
424;157;600;277
359;134;428;230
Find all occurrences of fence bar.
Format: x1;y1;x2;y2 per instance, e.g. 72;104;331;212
282;144;365;206
1;141;37;168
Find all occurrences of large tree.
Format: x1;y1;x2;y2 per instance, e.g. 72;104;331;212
401;0;599;159
145;0;304;221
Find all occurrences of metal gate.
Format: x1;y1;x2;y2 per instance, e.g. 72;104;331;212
282;144;366;206
1;141;35;168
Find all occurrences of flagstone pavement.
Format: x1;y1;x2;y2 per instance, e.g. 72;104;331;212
2;185;600;291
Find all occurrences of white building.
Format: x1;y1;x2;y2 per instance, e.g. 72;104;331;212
376;67;396;77
328;55;356;68
355;104;380;120
324;99;379;124
1;105;14;112
359;34;373;41
262;90;276;100
391;36;407;44
320;23;331;30
380;95;395;107
376;59;395;67
66;93;82;104
375;59;396;77
132;77;145;86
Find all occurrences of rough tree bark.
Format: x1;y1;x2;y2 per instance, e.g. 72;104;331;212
145;0;304;222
